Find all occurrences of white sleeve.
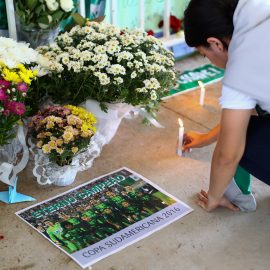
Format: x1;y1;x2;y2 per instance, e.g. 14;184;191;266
219;85;256;109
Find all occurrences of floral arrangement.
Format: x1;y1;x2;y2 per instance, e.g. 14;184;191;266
35;21;177;115
0;37;40;68
15;0;75;30
0;62;37;145
30;105;97;166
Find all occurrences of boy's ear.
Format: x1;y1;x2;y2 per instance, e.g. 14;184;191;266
206;37;225;52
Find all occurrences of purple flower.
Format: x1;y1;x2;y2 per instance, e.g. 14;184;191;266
0;79;11;90
5;101;26;115
16;82;28;92
0;89;8;101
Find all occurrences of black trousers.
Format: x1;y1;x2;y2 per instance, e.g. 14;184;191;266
239;115;270;186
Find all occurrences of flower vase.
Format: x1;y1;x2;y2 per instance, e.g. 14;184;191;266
32;159;78;186
0;125;29;187
82;99;134;144
52;165;78;186
16;16;60;48
0;136;22;165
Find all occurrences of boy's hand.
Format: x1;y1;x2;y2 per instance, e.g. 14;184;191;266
196;190;239;212
183;131;208;152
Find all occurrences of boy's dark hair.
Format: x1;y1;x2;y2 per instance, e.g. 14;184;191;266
184;0;239;47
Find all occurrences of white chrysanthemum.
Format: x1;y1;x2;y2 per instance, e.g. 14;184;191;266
81;41;95;50
127;62;133;68
106;64;126;75
82;26;94;34
116;51;134;62
94;45;107;54
62;57;70;65
68;25;81;36
134;60;143;69
136;87;148;93
143;78;160;90
98;73;110;85
150;90;158;100
80;51;92;61
131;71;137;79
114;77;124;84
60;0;74;12
0;37;39;68
95;61;109;69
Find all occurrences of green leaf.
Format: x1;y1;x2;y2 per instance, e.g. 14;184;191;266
35;4;45;15
37;15;49;25
51;10;65;21
26;0;38;10
72;13;87;26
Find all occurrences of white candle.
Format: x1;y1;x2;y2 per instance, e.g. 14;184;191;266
177;118;184;156
198;80;205;106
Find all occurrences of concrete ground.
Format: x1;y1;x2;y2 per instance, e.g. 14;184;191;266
1;55;270;270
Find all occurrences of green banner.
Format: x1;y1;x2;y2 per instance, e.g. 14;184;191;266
168;64;224;96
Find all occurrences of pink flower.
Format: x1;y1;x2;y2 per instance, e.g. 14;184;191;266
3;109;10;116
0;89;8;101
5;101;26;115
0;79;11;90
16;82;28;92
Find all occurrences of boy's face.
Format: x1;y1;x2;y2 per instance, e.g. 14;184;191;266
197;37;229;69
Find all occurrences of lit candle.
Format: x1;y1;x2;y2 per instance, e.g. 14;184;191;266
177;118;184;156
198;80;205;106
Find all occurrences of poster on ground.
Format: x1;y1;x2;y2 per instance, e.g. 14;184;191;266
16;168;193;269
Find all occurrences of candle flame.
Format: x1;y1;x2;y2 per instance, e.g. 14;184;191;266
178;118;183;127
198;80;205;89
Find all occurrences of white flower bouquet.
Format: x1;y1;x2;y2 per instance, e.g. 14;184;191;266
35;21;177;115
15;0;74;30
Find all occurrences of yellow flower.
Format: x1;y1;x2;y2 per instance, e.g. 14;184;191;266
71;147;79;154
81;130;93;138
56;139;63;146
2;68;22;83
19;71;31;84
42;144;51;154
46;121;54;129
62;131;74;143
56;148;64;155
48;140;57;149
67;115;81;125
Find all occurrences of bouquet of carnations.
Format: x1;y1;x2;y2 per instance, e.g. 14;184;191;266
0;62;37;145
29;105;97;166
35;21;177;116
